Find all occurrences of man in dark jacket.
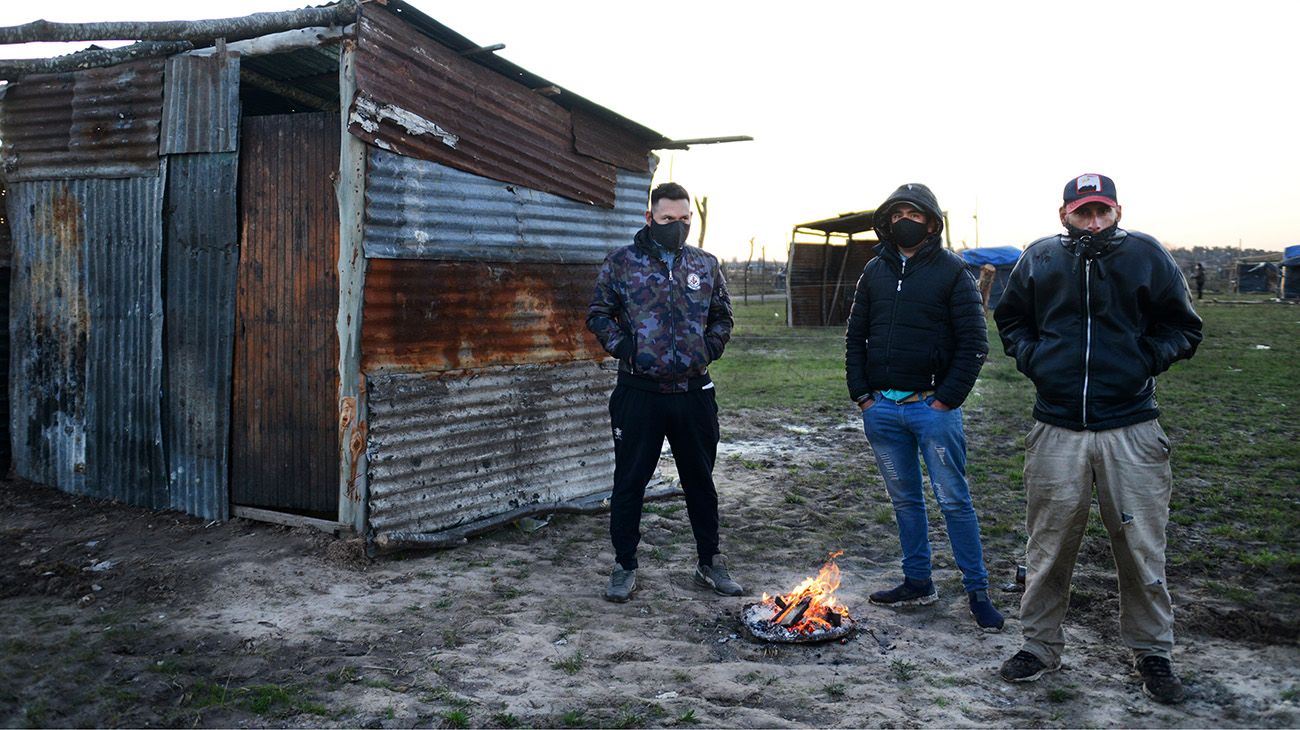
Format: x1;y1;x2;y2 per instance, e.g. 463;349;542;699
845;183;1003;631
587;182;741;603
993;174;1202;704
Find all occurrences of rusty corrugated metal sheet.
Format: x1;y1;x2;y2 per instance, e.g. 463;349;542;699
231;112;340;515
366;360;616;539
84;175;166;508
160;53;240;154
571;107;651;172
163;153;238;520
788;241;876;327
7;180;89;492
7;176;165;502
0;59;164;181
362;148;651;264
362;259;605;374
351;4;625;207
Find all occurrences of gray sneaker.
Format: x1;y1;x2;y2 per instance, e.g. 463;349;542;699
694;554;744;596
605;564;637;603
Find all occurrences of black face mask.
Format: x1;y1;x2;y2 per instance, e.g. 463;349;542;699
649;219;689;251
1065;223;1119;258
890;218;929;249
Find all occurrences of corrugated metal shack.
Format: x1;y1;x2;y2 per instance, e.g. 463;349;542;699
0;0;669;551
786;209;952;326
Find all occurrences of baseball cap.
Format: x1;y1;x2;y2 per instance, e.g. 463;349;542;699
1062;173;1118;214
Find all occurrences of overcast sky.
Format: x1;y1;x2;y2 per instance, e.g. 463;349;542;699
3;1;1297;262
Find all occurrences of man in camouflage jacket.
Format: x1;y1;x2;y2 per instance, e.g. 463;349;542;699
586;182;742;603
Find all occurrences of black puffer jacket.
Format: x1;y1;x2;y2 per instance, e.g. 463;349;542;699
993;229;1202;431
844;185;987;407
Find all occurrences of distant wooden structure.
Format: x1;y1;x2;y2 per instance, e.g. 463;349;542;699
785;209;950;327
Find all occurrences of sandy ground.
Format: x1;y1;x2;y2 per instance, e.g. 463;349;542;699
2;408;1297;728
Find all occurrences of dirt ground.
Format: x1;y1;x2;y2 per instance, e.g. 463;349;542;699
2;408;1297;728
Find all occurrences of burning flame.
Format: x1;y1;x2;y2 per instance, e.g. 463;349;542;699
759;551;849;633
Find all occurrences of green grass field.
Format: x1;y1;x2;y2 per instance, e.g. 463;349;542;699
711;294;1300;612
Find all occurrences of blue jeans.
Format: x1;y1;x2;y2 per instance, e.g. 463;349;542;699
862;394;989;593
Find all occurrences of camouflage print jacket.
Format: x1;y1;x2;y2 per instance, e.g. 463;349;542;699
587;227;734;393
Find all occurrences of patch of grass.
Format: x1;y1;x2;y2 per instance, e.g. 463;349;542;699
824;683;846;698
559;710;587;727
872;505;895;525
676;708;700;725
1047;687;1074;703
552;653;585;675
325;667;359;684
644;503;683;516
889;659;918;682
493;712;521;728
443;709;471;728
182;680;328;719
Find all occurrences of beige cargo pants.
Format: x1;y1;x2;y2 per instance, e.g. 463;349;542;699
1018;419;1175;666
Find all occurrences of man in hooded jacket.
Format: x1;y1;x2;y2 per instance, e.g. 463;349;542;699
845;183;1004;631
587;182;741;603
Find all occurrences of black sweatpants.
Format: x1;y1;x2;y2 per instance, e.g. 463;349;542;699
608;383;720;570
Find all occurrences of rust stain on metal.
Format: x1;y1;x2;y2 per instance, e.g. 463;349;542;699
351;4;624;207
362;259;604;373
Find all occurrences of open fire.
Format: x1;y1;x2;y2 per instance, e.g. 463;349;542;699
742;552;856;643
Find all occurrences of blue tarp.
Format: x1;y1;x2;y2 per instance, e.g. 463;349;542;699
961;246;1022;267
1282;244;1300;267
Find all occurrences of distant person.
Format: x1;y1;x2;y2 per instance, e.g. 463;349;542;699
586;182;742;603
844;183;1004;631
1194;262;1206;300
993;174;1203;703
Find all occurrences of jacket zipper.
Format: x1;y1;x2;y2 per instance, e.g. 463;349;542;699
1082;260;1093;427
883;256;907;381
666;253;679;377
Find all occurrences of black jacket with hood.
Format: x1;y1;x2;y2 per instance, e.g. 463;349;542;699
844;183;988;407
993;228;1203;431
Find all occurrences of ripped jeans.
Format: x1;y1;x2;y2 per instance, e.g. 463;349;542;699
862;395;990;593
1018;419;1175;664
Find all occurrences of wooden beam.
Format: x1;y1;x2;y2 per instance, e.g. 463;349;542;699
655;135;754;150
0;40;191;77
240;66;335;110
0;2;358;44
232;505;351;535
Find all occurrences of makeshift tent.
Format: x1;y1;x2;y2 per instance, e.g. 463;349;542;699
1282;244;1300;300
1237;261;1280;293
960;246;1021;308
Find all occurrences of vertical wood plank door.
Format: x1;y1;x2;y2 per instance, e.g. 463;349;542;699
231;112;340;515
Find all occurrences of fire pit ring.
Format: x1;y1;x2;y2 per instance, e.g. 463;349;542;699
742;602;857;644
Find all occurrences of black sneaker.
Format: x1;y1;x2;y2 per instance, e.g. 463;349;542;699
999;650;1061;682
694;554;744;596
968;590;1005;632
869;577;938;606
605;564;637;603
1136;655;1185;704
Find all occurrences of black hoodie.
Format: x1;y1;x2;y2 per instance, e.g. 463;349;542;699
844;184;988;407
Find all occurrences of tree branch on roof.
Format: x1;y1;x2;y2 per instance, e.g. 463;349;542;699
0;2;359;45
0;40;192;78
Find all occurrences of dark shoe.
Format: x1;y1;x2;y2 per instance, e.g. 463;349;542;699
605;564;637;603
999;650;1061;682
969;590;1005;632
694;554;744;596
1136;655;1185;704
869;577;938;606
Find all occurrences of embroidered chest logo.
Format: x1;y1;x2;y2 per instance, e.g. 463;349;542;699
686;272;702;291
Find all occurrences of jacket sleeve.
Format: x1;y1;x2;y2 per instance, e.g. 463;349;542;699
935;267;988;408
586;256;633;360
705;260;734;362
844;268;872;401
1140;263;1203;374
993;255;1039;378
